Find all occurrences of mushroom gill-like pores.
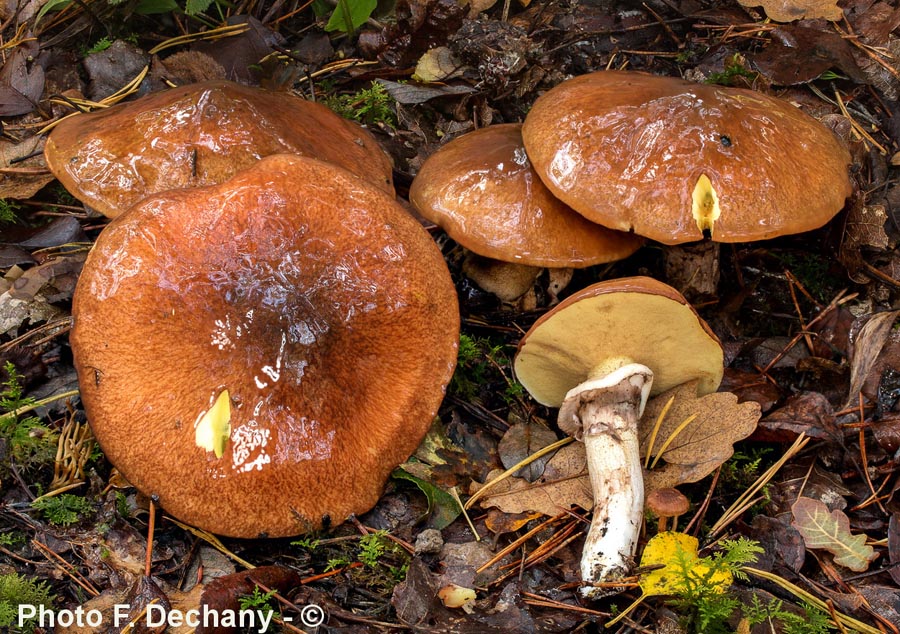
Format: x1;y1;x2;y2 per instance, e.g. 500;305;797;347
513;277;723;597
522;71;853;244
44;80;394;219
410;124;643;268
70;154;459;538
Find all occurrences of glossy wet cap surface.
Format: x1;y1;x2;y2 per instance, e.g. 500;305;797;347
71;154;459;537
410;123;643;267
522;71;853;244
45;80;395;218
514;276;723;407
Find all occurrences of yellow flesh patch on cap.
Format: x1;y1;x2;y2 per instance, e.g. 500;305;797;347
691;174;720;235
195;389;231;458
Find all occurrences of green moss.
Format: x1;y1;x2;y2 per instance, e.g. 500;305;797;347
0;574;55;634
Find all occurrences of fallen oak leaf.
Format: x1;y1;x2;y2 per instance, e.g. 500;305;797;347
476;382;759;516
473;443;593;516
641;380;761;494
791;497;878;572
497;420;558;481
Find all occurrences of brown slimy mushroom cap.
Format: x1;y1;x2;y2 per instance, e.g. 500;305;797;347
71;154;458;538
514;276;723;408
646;487;690;518
522;71;853;244
45;80;394;219
409;123;643;267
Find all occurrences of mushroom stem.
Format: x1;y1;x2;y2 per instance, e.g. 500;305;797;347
558;363;653;598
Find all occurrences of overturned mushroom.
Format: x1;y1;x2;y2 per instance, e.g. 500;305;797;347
71;154;458;538
409;123;643;301
45;80;394;218
523;70;853;244
513;276;722;596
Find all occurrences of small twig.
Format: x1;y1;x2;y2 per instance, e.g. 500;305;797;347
834;89;887;154
759;289;855;376
642;2;681;46
465;437;573;509
683;464;722;536
743;567;880;634
31;539;100;597
145;499;156;577
709;433;811;537
166;518;256;569
449;486;481;541
476;512;571;573
0;389;80;424
521;591;610;617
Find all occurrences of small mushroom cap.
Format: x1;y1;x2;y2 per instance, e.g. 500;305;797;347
409;123;643;267
45;80;394;218
514;276;723;407
71;154;458;538
522;71;853;244
646;487;690;517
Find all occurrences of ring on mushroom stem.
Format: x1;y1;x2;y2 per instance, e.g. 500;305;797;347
514;276;723;598
44;80;395;219
70;154;459;538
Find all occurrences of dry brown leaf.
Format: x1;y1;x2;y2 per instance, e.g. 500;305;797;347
497;421;558;481
738;0;842;22
412;46;467;82
477;381;759;515
0;136;55;200
464;0;499;18
475;443;592;515
485;508;543;535
844;203;889;251
641;380;761;493
792;497;878;572
846;309;900;409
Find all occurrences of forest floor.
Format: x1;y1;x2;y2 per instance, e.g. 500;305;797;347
1;0;900;632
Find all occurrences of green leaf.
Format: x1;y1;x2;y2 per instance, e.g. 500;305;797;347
392;468;460;530
183;0;215;14
134;0;180;13
791;497;878;572
324;0;376;34
35;0;72;23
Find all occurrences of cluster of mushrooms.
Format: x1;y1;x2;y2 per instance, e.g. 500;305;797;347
46;81;461;538
411;70;853;597
47;71;854;599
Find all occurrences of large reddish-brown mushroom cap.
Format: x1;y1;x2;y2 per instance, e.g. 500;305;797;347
522;71;853;244
410;123;643;267
45;80;394;219
70;154;458;538
514;276;723;408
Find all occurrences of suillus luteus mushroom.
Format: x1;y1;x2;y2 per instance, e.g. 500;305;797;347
514;276;723;597
522;70;853;244
409;123;643;303
71;154;459;538
45;80;395;218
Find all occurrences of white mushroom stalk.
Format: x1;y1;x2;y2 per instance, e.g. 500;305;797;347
558;362;653;598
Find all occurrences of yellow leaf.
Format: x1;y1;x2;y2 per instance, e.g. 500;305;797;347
639;532;732;597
